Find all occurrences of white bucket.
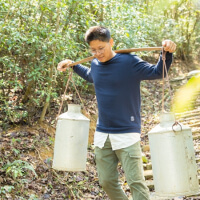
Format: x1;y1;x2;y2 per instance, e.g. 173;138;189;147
53;104;90;171
148;112;199;197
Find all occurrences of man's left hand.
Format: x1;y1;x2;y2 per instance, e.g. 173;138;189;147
162;40;176;53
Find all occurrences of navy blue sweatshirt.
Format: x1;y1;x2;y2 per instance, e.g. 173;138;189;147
73;53;173;134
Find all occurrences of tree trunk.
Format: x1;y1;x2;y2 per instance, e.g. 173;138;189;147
39;0;60;123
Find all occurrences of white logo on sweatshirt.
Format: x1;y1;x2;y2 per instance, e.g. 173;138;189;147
131;116;134;121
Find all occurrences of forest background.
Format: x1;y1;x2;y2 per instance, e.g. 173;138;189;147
0;0;200;199
1;0;200;127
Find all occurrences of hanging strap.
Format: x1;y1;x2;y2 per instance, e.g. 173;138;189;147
57;70;73;119
161;48;173;112
161;48;182;131
57;69;87;120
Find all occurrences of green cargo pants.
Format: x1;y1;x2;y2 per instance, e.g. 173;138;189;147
94;137;150;200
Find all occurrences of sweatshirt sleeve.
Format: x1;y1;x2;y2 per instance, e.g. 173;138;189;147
132;52;173;80
73;64;93;83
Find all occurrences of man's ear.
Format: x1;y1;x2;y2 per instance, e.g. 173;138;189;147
109;38;114;47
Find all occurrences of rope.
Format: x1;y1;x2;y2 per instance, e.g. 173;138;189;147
162;48;173;112
57;69;72;120
70;71;87;113
56;68;88;121
161;48;182;130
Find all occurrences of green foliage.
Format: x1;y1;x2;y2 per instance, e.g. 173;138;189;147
172;73;200;113
3;160;37;179
0;185;14;195
142;153;149;164
0;0;199;125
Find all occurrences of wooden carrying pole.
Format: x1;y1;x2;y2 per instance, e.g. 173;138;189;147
67;47;162;68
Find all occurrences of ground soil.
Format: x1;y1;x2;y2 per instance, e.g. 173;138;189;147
0;58;199;199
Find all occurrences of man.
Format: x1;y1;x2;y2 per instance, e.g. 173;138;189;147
57;26;176;200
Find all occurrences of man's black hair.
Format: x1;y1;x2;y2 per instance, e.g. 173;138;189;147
85;26;111;44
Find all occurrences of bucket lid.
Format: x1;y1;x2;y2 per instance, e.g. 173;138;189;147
160;112;175;125
58;104;90;121
148;112;190;135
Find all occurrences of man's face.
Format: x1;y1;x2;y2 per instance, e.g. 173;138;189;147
89;39;114;63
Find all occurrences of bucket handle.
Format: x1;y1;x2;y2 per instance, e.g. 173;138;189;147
172;121;182;133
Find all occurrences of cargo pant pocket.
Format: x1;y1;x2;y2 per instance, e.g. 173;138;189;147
117;142;144;182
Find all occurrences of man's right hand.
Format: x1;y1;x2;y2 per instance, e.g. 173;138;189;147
57;59;73;72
